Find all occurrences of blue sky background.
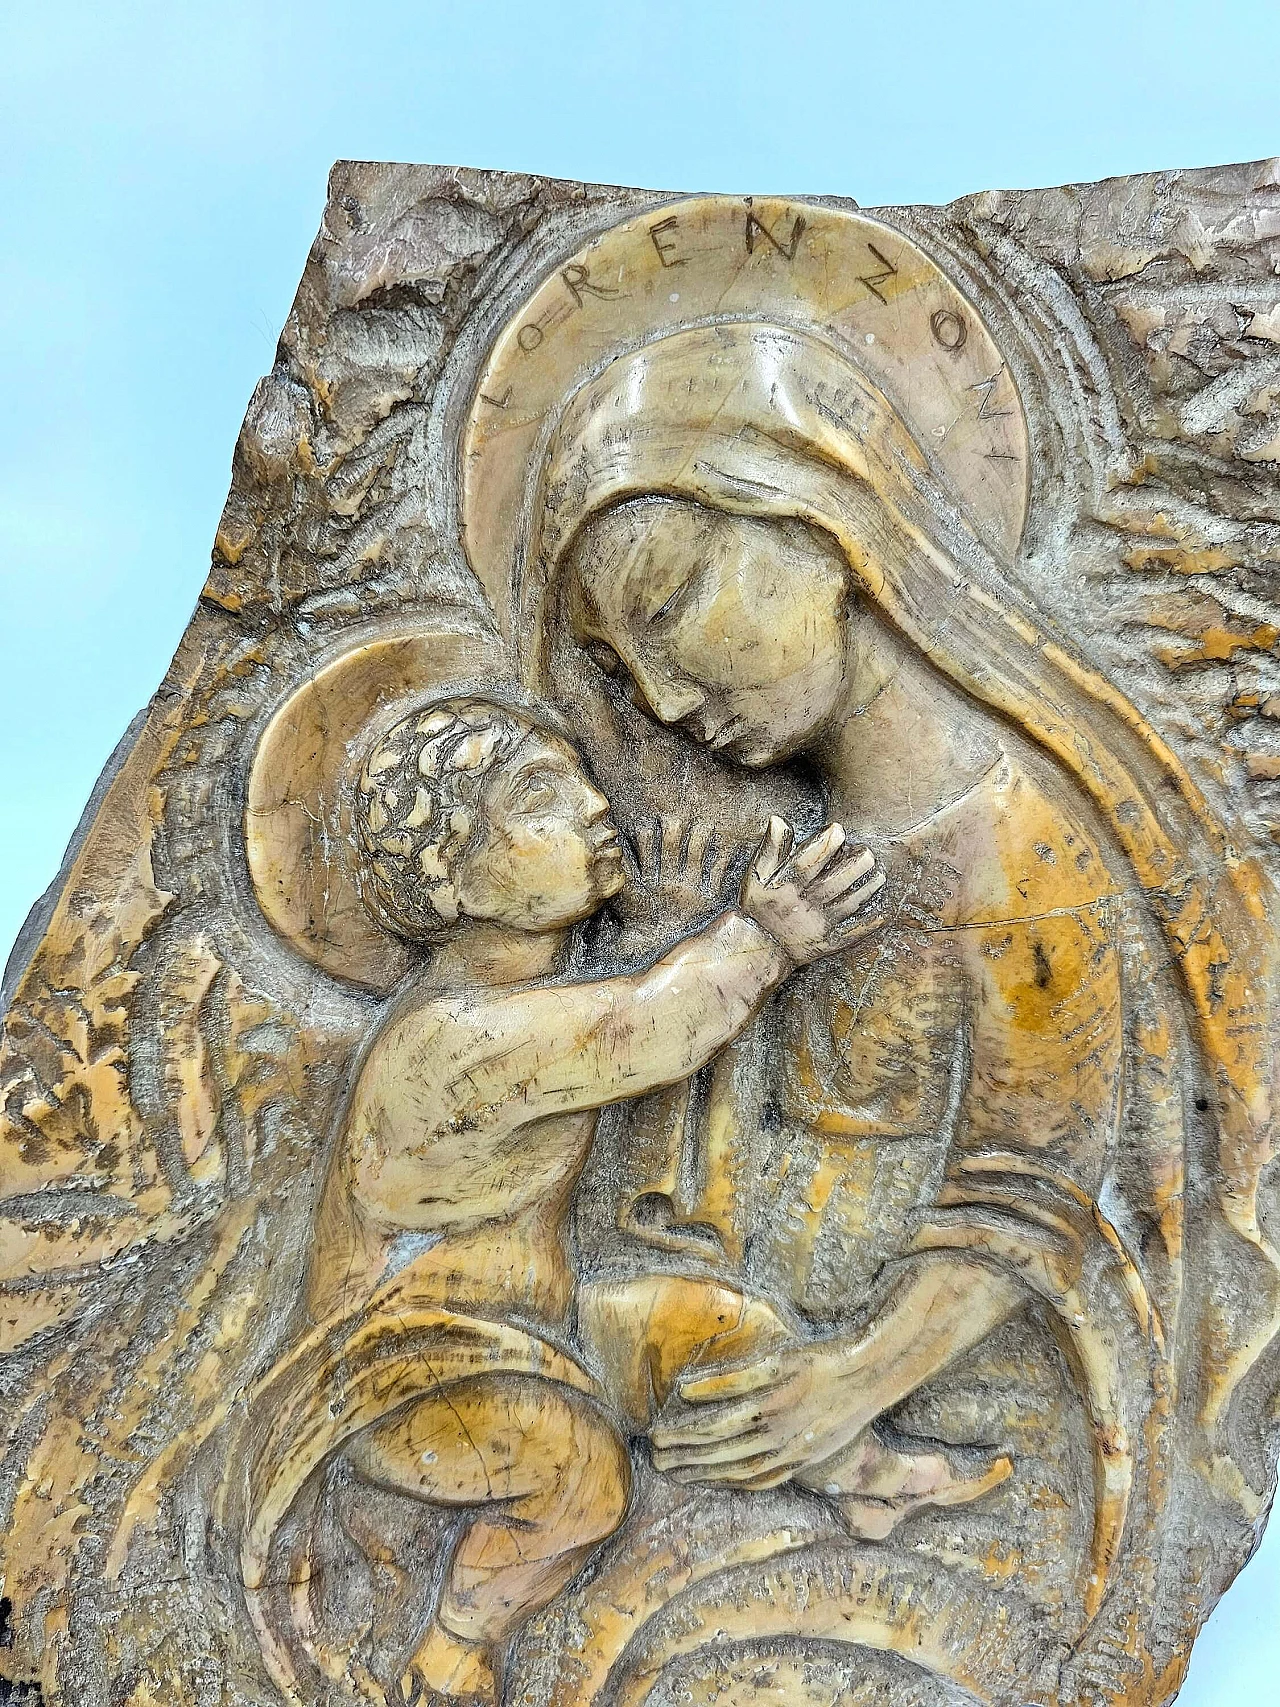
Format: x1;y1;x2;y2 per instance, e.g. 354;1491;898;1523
1;2;1278;1694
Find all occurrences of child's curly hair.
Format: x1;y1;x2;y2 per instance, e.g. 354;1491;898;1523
354;696;533;941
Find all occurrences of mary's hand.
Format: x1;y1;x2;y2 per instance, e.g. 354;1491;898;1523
649;1262;1024;1492
648;1340;879;1489
636;814;736;915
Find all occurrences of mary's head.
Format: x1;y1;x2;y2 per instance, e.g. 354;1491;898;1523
567;496;855;768
538;321;966;771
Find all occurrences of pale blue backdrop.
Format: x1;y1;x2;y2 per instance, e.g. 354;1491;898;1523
1;3;1277;1695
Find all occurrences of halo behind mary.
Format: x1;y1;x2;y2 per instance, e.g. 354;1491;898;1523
460;195;1029;640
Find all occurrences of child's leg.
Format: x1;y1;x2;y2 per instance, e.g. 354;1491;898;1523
348;1373;630;1703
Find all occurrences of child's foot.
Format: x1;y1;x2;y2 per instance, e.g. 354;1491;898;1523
799;1428;1013;1540
399;1620;497;1707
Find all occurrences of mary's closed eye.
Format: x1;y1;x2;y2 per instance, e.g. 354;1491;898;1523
648;575;693;626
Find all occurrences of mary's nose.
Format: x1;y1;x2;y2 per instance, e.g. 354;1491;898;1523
626;654;706;727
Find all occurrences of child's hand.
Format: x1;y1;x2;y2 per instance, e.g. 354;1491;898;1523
740;817;885;966
633;814;735;913
611;814;736;959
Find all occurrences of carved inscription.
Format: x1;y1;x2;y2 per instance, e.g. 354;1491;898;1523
931;306;968;350
649;214;684;268
857;240;900;304
745;204;807;259
518;265;622;352
970;364;1014;419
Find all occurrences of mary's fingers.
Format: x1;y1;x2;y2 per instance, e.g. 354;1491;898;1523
704;832;727;887
635;816;661;880
727;1463;796;1490
651;1397;769;1447
678;1359;781;1403
807;847;876;904
660;815;690;874
667;1453;789;1487
684;820;711;881
650;1428;771;1471
751;816;793;886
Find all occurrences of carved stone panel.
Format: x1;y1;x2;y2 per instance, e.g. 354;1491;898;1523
3;160;1280;1707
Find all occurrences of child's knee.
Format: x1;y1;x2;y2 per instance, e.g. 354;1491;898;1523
576;1412;632;1543
523;1399;631;1550
579;1275;792;1429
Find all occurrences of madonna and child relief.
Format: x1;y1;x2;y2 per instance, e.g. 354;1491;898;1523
2;172;1280;1707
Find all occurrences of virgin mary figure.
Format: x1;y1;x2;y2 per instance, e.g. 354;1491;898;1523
478;309;1280;1707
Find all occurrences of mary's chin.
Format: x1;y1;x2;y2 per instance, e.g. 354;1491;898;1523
721;734;792;770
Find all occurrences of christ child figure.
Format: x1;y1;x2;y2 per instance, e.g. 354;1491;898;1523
296;696;884;1705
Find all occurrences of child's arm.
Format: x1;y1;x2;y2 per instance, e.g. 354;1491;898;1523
413;819;884;1134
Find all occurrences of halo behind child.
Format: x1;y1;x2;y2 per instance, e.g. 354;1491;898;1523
244;621;507;991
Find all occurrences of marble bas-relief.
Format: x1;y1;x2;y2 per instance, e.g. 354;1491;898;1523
2;167;1280;1707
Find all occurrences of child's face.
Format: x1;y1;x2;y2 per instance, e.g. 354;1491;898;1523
455;732;624;931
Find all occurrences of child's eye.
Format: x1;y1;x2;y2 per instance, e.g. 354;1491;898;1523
516;772;556;810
